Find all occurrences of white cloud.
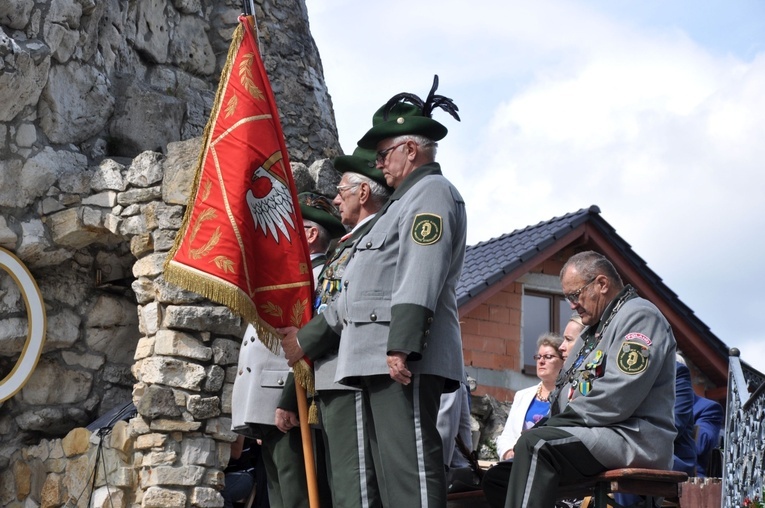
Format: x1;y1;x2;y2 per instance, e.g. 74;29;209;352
306;0;765;374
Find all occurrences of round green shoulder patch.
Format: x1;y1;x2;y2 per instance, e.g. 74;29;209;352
617;341;649;375
411;213;442;245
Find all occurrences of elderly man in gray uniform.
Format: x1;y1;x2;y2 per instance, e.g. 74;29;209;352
278;147;392;508
320;77;466;507
231;193;344;508
499;250;677;508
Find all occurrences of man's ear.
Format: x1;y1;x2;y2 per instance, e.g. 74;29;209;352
406;140;418;160
358;182;370;204
304;225;317;244
596;274;609;294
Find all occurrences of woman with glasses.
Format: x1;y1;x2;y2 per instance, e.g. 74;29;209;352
495;333;565;462
482;334;564;507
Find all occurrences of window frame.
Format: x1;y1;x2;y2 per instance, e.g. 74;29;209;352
520;273;570;375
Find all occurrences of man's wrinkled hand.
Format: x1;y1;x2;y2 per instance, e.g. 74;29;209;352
275;407;299;433
387;351;412;385
277;326;304;367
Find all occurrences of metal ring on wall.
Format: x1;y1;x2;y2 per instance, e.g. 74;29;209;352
0;247;47;402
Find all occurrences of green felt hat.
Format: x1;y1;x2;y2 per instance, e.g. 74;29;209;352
357;75;459;150
333;147;390;188
298;192;345;238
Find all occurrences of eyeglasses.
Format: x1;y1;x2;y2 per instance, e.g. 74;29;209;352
563;277;597;304
336;183;359;195
375;142;408;165
534;354;561;362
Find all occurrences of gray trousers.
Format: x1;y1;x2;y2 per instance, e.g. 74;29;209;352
361;374;447;508
505;427;605;508
252;423;309;508
319;389;381;508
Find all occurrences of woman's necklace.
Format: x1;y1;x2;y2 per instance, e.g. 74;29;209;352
535;383;550;402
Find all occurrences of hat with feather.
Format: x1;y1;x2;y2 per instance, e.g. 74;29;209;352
299;192;345;238
357;75;460;149
332;146;391;189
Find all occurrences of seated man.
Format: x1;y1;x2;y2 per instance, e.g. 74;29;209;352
693;392;724;477
485;251;677;508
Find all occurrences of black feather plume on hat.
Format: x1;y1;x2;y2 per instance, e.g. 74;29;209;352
382;75;460;122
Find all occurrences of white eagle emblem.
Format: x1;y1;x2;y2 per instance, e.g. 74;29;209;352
246;163;295;243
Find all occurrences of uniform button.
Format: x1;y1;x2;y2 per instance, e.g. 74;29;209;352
243;341;247;346
278;378;285;386
423;342;428;349
424;330;430;336
366;241;372;248
344;280;349;288
427;317;434;324
238;369;243;375
370;313;377;322
250;337;255;342
246;367;251;372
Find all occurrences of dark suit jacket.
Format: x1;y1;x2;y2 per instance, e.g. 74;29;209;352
693;393;724;477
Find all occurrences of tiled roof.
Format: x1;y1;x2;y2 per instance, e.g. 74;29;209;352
456;204;732;378
457;205;600;306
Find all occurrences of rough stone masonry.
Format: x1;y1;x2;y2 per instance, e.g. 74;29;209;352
0;0;345;505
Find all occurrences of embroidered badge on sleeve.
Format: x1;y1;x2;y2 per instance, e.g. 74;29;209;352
411;213;442;245
617;340;650;374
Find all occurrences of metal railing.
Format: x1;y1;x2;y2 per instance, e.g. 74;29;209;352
723;348;765;507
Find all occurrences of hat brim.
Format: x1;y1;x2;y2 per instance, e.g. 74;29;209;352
300;204;346;238
333;155;390;188
357;117;447;149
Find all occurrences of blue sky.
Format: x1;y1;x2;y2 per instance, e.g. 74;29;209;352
305;0;765;374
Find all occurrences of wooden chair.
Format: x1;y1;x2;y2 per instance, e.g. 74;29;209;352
236;484;257;508
558;468;688;508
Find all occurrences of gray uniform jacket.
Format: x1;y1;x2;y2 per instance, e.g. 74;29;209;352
231;324;290;430
233;257;325;428
547;288;677;470
277;219;377;410
309;217;376;391
327;163;467;387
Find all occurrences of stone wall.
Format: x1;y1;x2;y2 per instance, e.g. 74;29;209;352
0;0;343;505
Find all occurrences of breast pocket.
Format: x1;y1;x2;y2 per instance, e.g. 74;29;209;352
347;299;392;325
355;233;386;253
261;369;288;388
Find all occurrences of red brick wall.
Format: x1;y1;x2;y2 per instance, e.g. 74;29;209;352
461;257;570;402
461;282;522;402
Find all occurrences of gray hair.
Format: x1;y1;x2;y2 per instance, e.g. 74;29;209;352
344;172;391;208
391;134;438;161
537;333;563;356
560;250;624;289
303;219;331;253
568;312;583;327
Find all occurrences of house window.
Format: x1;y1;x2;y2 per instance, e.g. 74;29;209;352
521;290;571;374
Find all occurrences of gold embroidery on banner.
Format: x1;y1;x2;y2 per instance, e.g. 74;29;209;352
260;301;284;319
201;179;212;201
190;227;221;259
239;54;265;101
213;255;235;274
253;281;312;292
190;208;216;245
224;95;238;118
291;299;308;327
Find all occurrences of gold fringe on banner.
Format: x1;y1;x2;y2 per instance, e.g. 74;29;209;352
164;22;243;272
161;19;317;410
163;263;283;355
294;358;318;424
162;21;284;356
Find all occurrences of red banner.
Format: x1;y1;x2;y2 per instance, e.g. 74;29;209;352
165;16;313;353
